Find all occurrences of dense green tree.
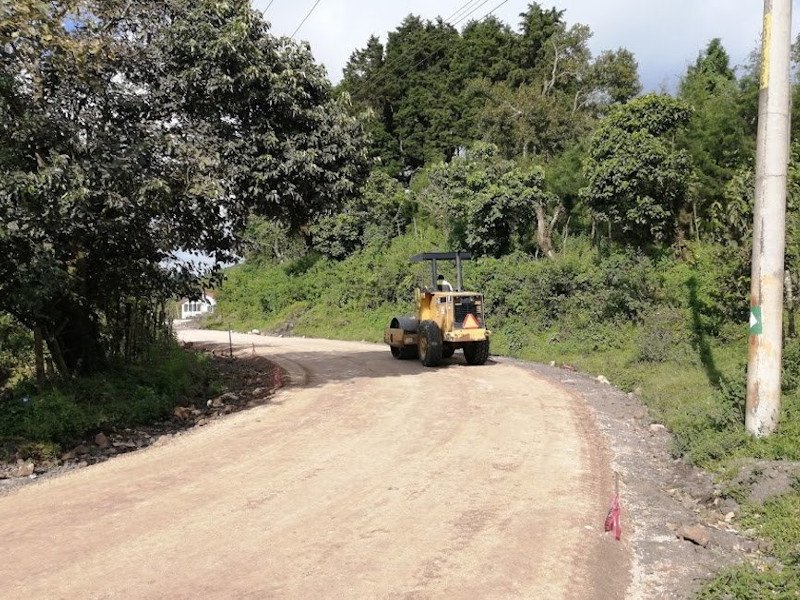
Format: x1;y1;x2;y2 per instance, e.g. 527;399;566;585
422;144;557;257
0;0;367;373
688;38;735;82
582;94;693;246
679;39;753;229
340;4;640;174
311;172;413;259
591;49;642;105
512;3;565;85
456;18;518;83
342;16;462;173
240;218;308;265
473;12;640;160
475;80;587;159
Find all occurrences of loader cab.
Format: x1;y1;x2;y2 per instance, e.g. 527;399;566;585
384;252;490;367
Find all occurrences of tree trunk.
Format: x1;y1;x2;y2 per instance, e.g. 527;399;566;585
34;326;45;388
48;303;106;375
534;203;562;259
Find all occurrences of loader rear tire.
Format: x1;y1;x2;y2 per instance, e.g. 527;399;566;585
463;339;490;365
418;321;443;367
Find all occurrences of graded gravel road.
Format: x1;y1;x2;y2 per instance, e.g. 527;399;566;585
0;331;629;599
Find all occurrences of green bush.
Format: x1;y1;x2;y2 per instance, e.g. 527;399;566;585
0;314;33;390
0;341;215;449
636;307;693;364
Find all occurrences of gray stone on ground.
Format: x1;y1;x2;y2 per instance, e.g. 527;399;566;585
677;524;711;547
733;459;800;504
15;462;35;478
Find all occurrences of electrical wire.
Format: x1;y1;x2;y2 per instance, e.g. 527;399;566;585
264;0;275;11
291;0;324;39
343;0;484;96
445;0;484;24
348;0;513;101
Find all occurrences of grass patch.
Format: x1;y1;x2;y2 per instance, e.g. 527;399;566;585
697;564;800;599
0;340;218;459
740;493;800;565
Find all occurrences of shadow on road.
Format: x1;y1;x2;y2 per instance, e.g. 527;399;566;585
190;340;498;391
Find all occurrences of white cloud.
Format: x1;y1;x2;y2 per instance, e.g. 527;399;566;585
255;0;799;90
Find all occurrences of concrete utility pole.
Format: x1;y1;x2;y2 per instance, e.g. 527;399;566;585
746;0;793;437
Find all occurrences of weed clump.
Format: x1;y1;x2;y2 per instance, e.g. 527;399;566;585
0;341;216;455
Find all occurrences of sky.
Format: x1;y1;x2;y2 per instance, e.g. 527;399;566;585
253;0;800;91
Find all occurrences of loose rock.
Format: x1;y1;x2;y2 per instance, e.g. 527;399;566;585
596;375;611;385
172;406;192;420
15;462;35;478
677;524;711;547
649;424;667;434
94;433;110;448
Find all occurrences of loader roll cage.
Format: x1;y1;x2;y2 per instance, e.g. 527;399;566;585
411;252;472;292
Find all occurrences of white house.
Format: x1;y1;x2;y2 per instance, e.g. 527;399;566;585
180;294;217;319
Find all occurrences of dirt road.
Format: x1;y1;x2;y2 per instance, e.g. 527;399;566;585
0;331;628;599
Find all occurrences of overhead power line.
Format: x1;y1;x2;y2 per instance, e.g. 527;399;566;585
291;0;324;39
445;0;485;23
341;0;480;97
452;0;494;26
349;0;512;101
263;0;275;11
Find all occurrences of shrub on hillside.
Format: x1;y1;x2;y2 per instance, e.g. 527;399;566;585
0;314;33;390
0;342;215;449
636;307;693;363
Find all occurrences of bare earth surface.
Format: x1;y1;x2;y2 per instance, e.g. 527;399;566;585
0;330;629;599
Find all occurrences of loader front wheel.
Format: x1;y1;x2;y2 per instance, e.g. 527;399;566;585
391;345;417;360
418;321;443;367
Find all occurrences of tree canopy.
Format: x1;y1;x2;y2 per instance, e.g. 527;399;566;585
340;2;641;175
582;95;693;245
0;0;368;373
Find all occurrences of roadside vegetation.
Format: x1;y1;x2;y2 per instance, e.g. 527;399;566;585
0;340;216;462
1;3;364;468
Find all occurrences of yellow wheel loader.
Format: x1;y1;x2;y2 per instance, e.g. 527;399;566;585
384;252;490;367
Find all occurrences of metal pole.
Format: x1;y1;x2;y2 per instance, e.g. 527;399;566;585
455;253;463;291
746;0;792;437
